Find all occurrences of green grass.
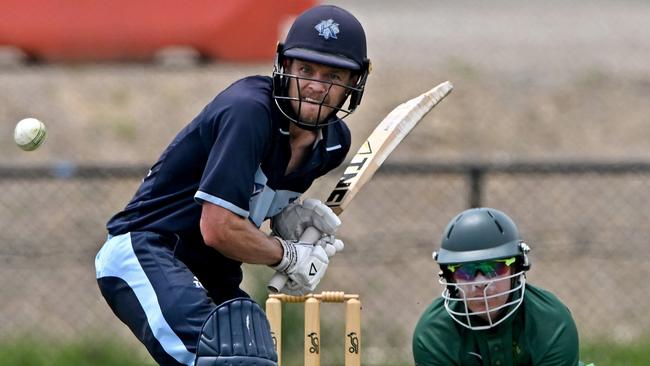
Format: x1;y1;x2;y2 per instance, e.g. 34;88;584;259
0;338;155;366
2;335;649;365
581;336;650;366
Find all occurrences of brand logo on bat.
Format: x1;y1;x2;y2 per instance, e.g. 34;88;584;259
326;142;373;206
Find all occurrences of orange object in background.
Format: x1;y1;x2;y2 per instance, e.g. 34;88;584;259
0;0;316;62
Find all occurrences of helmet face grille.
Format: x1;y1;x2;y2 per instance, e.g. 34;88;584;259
271;37;370;128
440;272;527;330
271;63;366;128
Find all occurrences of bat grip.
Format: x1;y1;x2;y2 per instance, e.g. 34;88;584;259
267;226;321;293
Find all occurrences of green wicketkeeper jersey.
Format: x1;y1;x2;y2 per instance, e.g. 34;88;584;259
412;284;579;366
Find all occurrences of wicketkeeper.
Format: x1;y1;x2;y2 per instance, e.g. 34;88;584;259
413;207;583;365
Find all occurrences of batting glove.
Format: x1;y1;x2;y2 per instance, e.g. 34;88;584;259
271;198;341;240
271;237;329;294
317;234;345;257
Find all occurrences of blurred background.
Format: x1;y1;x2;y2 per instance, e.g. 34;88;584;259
2;0;650;365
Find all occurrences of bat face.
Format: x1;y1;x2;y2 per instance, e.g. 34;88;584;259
325;81;453;214
326;141;373;214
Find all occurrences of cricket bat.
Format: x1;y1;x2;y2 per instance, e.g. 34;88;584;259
268;81;454;292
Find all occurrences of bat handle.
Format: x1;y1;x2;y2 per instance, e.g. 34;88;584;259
267;227;321;293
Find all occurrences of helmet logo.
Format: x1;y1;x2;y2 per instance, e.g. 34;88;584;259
314;19;339;40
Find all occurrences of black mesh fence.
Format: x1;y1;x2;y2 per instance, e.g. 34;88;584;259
2;161;649;365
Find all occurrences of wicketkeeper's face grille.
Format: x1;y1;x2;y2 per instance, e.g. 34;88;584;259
439;271;526;330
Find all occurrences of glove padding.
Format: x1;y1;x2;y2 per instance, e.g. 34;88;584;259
279;236;343;296
272;198;341;240
317;234;345;257
281;278;318;296
271;237;329;296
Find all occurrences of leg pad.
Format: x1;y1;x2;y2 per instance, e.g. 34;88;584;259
195;297;277;366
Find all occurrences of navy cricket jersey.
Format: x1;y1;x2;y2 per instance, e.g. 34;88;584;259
106;76;350;289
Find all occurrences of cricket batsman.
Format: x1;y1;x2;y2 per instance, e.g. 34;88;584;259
94;5;370;365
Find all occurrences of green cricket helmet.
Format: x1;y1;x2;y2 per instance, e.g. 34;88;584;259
435;207;530;268
433;207;531;330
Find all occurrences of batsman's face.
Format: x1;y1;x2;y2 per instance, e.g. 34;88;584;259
286;60;354;125
455;269;513;321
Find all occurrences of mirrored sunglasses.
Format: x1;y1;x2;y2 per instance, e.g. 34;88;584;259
447;257;516;281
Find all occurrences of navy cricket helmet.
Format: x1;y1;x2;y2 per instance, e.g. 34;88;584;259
282;4;368;71
273;5;371;127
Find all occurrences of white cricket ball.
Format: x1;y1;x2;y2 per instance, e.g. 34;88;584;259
14;117;48;151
